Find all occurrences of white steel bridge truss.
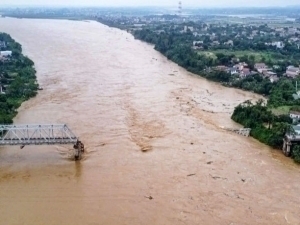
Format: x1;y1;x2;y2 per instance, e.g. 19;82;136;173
0;124;84;160
0;124;78;146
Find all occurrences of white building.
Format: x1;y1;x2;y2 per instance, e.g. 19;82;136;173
0;51;12;57
265;41;285;49
183;26;194;32
254;63;267;73
0;85;5;94
290;111;300;120
286;66;300;78
193;41;203;46
272;41;285;49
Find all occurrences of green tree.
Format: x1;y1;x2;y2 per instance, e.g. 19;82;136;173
292;145;300;163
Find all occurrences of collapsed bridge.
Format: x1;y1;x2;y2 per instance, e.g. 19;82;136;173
0;124;84;160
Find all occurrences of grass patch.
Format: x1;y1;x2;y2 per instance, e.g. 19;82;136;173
8;72;18;77
269;23;300;28
197;51;218;59
198;50;274;63
271;105;291;115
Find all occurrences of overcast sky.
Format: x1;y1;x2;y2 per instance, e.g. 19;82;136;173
1;0;299;7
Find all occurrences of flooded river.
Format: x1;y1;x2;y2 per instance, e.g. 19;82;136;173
0;18;299;225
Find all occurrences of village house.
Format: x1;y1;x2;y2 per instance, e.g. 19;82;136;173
133;23;145;27
290;111;300;122
0;41;6;49
288;28;298;35
286;66;300;78
293;91;300;100
192;41;204;50
228;67;238;75
254;63;267;73
275;28;284;32
193;32;201;37
265;41;285;49
0;82;5;94
211;41;220;46
224;40;234;46
239;68;251;78
260;31;267;35
202;26;208;31
0;55;10;62
183;26;194;33
261;70;278;83
234;62;248;72
289;37;299;43
0;51;12;57
215;65;228;72
273;41;285;49
269;75;279;83
192;46;203;50
0;86;4;94
193;41;203;46
262;70;276;77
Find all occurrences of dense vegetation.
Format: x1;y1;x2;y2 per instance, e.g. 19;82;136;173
231;100;300;163
292;145;300;163
132;28;300;101
134;26;300;161
0;33;38;124
134;31;300;109
268;78;300;107
231;100;292;147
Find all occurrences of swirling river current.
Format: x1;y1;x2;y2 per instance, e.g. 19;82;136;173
0;18;299;225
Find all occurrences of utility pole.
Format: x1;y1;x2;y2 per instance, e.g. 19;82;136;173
178;1;182;17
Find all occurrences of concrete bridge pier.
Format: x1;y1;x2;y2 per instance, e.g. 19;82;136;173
73;141;84;160
282;139;292;157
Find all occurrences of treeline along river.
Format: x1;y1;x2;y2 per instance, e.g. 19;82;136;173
0;32;38;124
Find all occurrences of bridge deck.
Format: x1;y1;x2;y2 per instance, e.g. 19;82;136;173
0;124;78;146
223;128;251;137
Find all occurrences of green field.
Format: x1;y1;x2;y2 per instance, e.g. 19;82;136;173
198;50;274;62
271;106;291;116
211;16;299;28
8;72;18;77
198;51;218;59
269;23;300;28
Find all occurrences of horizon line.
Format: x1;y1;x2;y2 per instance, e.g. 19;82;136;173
0;4;300;8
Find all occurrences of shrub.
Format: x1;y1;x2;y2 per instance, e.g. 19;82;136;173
292;145;300;164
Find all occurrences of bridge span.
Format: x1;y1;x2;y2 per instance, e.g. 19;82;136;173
0;124;84;160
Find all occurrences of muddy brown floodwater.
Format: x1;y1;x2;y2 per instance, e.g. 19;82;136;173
0;18;299;225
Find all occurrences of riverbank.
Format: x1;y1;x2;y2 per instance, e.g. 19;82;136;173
0;32;38;124
2;15;297;109
97;18;300;106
